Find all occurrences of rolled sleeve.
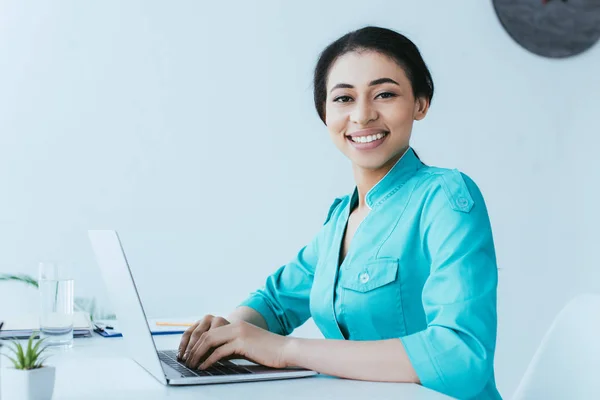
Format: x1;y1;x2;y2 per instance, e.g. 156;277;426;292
239;198;342;336
400;332;444;391
239;231;323;337
401;173;498;399
239;293;284;334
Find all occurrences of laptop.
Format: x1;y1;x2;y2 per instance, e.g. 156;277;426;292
87;230;318;385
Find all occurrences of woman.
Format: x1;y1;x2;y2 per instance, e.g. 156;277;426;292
178;26;501;400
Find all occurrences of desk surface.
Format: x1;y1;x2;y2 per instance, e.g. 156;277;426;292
1;334;453;400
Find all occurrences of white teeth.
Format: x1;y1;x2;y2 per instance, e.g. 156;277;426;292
351;132;387;143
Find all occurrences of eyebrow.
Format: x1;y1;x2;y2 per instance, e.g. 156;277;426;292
329;77;400;94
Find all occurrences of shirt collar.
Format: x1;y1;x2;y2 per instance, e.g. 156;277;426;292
351;147;423;210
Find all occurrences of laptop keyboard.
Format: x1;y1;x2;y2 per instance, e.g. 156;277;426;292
158;350;254;377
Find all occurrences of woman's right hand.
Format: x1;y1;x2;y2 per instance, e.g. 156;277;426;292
177;314;230;362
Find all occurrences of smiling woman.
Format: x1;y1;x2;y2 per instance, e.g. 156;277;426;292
313;28;433;176
179;26;501;400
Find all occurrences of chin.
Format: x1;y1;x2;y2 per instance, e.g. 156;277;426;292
351;157;391;171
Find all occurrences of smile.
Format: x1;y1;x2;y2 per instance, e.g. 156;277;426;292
346;131;389;150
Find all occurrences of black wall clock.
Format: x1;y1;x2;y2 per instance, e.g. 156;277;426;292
493;0;600;58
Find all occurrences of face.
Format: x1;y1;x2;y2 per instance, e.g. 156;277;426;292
325;50;429;171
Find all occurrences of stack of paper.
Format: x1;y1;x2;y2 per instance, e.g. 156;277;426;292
0;312;93;339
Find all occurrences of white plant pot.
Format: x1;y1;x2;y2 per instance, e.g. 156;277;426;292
1;366;56;400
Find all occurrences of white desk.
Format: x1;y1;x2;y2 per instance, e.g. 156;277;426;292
1;334;454;400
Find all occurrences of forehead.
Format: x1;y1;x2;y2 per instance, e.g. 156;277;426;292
326;50;409;89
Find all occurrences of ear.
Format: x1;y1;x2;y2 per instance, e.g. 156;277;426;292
413;97;430;121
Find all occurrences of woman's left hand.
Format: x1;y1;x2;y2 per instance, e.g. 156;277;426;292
183;320;292;370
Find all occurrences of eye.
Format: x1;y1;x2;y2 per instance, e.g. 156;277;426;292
333;95;353;103
376;92;397;99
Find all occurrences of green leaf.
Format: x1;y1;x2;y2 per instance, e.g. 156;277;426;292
15;341;26;368
26;333;35;352
0;273;39;288
25;334;36;368
6;340;27;369
29;350;39;364
1;354;20;369
6;344;21;358
35;356;50;368
90;298;97;321
32;337;46;356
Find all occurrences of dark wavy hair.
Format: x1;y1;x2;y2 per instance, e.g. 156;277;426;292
313;26;434;125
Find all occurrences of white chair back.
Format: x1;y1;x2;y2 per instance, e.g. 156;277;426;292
513;293;600;400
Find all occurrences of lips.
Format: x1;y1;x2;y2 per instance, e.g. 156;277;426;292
346;131;389;150
346;128;389;139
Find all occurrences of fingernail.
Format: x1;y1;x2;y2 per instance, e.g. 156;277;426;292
183;352;188;361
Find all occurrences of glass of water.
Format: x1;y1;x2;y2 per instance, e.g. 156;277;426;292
38;262;75;348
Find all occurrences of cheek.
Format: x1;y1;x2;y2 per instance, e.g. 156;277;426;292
382;106;414;129
327;125;344;144
325;107;346;133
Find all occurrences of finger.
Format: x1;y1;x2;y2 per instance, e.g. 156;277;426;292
187;340;216;369
183;317;213;361
183;317;213;360
186;331;218;369
186;326;232;369
182;316;226;360
178;321;200;359
210;316;229;329
200;342;237;370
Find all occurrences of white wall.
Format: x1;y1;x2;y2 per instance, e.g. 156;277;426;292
1;0;598;397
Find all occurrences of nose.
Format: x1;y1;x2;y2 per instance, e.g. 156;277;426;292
350;98;378;125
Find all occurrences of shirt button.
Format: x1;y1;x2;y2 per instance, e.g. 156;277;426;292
359;272;370;284
457;197;469;208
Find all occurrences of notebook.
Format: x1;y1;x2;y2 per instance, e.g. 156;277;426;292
0;312;93;339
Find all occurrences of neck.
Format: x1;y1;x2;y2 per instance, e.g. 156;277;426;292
352;146;409;210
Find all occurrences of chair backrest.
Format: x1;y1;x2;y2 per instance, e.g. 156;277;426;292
512;293;600;400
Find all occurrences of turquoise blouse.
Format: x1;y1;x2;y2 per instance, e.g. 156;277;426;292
240;147;501;400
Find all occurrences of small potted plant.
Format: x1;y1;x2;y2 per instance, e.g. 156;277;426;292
2;333;55;400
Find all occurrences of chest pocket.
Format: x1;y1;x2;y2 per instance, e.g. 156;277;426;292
338;257;406;339
340;258;398;292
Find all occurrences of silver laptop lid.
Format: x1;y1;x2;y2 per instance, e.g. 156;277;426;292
88;230;167;385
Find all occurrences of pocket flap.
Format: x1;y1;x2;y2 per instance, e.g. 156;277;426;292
340;258;399;292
